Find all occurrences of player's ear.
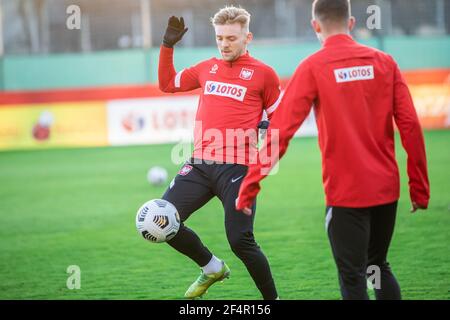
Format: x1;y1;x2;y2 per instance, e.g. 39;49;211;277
348;16;356;32
311;19;321;33
246;32;253;44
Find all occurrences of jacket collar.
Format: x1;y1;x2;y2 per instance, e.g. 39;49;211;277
323;34;354;47
219;51;251;66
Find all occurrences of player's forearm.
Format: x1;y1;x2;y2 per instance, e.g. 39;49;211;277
398;123;430;207
393;68;430;207
158;45;178;92
237;93;312;209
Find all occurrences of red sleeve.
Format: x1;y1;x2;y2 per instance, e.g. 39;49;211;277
237;60;317;209
262;66;281;120
392;59;430;208
158;45;201;93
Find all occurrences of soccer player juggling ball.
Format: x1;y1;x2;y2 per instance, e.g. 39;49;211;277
158;6;281;300
237;0;430;300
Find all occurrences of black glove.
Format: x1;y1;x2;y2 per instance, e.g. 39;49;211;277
257;120;270;145
257;120;270;130
162;16;188;48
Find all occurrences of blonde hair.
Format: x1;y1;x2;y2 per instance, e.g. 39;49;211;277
211;6;251;32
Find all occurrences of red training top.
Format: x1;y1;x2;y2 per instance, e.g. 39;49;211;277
237;34;430;209
158;45;281;165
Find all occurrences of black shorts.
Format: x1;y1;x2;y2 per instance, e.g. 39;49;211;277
162;158;256;224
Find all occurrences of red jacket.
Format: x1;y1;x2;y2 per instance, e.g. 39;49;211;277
158;45;281;165
237;34;430;209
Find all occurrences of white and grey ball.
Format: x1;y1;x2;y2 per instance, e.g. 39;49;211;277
135;199;180;243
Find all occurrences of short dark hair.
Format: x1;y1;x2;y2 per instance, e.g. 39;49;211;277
313;0;351;24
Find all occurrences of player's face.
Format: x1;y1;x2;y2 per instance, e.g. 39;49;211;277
215;23;252;62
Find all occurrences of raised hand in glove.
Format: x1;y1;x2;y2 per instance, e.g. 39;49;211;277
162;16;188;48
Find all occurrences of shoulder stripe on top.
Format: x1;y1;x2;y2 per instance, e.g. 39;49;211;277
266;91;283;114
174;69;185;88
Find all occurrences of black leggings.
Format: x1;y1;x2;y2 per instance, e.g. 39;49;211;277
162;159;277;300
326;201;401;300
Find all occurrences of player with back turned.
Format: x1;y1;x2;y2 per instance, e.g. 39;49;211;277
157;6;281;299
237;0;430;300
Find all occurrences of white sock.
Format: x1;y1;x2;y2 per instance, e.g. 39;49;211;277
202;255;223;274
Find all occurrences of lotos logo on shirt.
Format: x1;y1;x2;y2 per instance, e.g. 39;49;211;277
334;65;374;83
204;81;247;102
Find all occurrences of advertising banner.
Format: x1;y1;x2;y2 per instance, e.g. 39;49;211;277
0;102;108;150
410;84;450;129
0;78;448;151
107;96;199;146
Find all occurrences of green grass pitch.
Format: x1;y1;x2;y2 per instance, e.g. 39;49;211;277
0;130;448;300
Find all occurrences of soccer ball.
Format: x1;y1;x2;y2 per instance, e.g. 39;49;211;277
135;199;180;243
147;166;168;186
